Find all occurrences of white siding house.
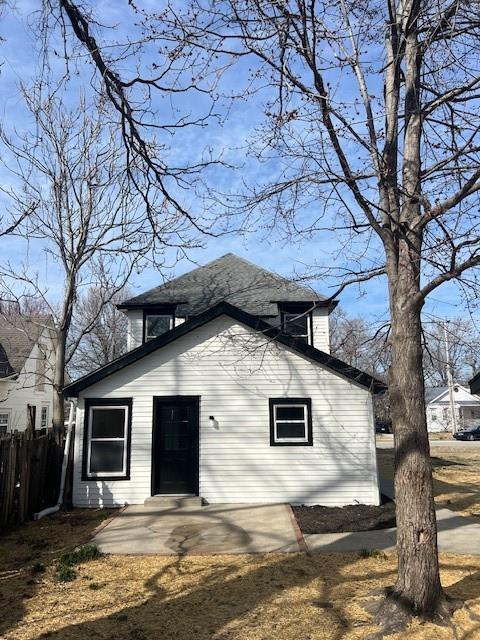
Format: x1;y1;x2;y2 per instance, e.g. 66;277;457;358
0;316;56;433
65;254;384;508
426;385;480;432
66;304;383;508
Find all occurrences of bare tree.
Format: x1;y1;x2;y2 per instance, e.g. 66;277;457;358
0;87;189;440
3;0;479;627
36;0;227;234
423;318;480;386
119;0;480;629
68;284;131;378
330;310;390;379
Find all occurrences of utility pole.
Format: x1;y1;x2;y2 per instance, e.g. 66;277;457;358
444;320;458;434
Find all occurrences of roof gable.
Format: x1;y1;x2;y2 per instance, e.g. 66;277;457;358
426;384;480;406
64;301;385;397
118;253;335;317
0;315;52;379
425;387;449;404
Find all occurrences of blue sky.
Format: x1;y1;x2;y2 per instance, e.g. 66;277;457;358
0;0;475;328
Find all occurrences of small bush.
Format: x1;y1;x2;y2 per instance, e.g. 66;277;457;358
359;548;388;559
56;544;102;582
59;544;101;567
56;564;77;582
88;582;104;590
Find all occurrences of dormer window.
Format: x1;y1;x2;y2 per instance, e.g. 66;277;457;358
279;304;313;345
144;312;174;342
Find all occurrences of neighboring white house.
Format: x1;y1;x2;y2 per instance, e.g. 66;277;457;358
64;254;385;508
0;315;56;434
425;385;480;432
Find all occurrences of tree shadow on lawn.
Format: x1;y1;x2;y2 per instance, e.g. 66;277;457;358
3;510;480;640
32;552;398;640
0;508;113;638
0;510;398;640
27;553;480;640
376;449;480;518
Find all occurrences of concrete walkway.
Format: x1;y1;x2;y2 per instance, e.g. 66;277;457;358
305;474;480;554
305;508;480;554
376;434;480;449
92;503;304;555
91;478;480;556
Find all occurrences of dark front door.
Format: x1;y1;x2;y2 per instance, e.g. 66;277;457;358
152;397;199;495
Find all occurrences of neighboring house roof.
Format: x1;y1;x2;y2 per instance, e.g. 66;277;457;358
118;253;337;317
425;387;449;404
425;385;480;406
470;372;480;396
0;315;52;379
64;301;386;397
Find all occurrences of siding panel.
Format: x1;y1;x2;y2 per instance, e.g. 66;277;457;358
73;315;379;507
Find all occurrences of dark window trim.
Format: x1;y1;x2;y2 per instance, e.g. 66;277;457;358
142;308;176;344
280;308;313;346
151;396;200;497
269;398;313;446
82;397;133;481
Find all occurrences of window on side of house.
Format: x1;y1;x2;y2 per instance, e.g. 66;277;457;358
0;409;10;434
40;405;49;430
430;408;438;422
269;398;313;446
144;313;174;341
83;400;132;480
278;304;313;345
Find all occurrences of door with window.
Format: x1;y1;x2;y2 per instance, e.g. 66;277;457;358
152;397;199;495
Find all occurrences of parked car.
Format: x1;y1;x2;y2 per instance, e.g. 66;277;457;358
453;425;480;441
375;421;392;434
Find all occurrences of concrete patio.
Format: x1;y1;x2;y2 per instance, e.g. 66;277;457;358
91;480;480;556
92;503;304;555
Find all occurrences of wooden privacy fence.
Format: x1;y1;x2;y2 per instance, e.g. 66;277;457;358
0;432;64;531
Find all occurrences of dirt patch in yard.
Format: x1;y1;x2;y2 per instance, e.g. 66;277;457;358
293;501;396;534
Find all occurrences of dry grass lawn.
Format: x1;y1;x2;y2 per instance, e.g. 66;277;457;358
377;446;480;519
2;510;480;639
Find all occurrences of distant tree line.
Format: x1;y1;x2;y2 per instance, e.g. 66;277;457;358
331;311;480;389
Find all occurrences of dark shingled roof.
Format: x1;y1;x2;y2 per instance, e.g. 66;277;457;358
425;387;449;404
118;253;334;316
0;315;52;378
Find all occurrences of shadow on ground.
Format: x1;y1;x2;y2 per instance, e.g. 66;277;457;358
377;448;480;519
2;510;480;640
0;508;112;638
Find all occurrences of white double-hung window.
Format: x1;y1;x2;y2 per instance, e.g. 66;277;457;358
144;314;174;341
84;400;131;479
0;409;10;434
269;398;313;446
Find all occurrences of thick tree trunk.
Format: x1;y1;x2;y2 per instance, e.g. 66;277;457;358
52;328;67;444
375;245;460;630
389;295;443;613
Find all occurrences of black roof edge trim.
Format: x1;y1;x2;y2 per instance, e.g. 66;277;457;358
117;301;188;311
273;299;339;310
65;301;386;397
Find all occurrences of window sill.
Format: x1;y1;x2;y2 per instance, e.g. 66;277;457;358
82;474;131;482
270;441;313;447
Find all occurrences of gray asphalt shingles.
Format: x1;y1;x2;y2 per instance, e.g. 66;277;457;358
119;253;329;316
